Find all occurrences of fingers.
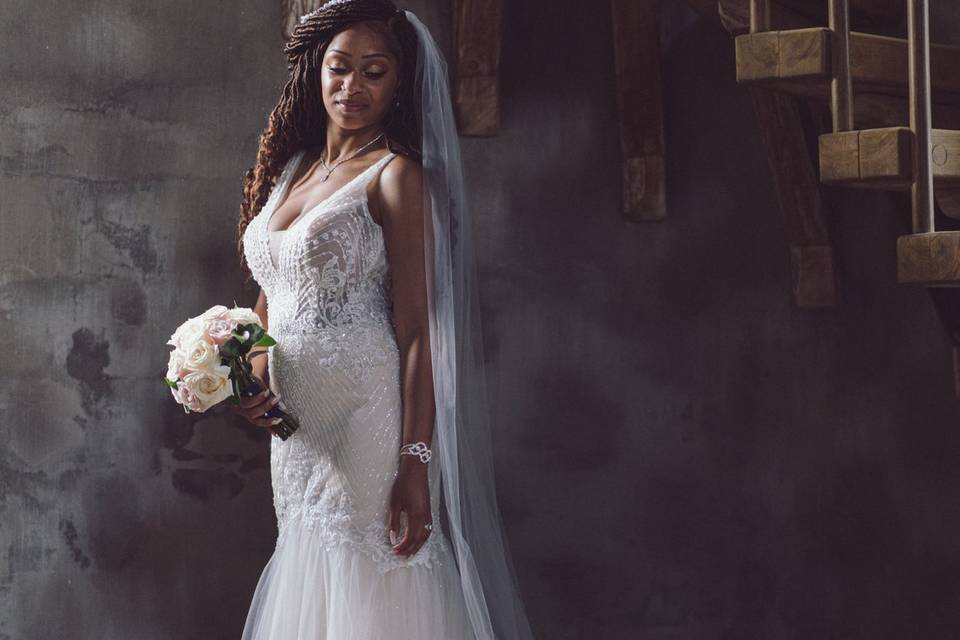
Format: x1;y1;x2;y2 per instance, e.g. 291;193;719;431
237;387;271;410
248;393;281;423
391;510;432;558
231;388;283;431
388;491;402;546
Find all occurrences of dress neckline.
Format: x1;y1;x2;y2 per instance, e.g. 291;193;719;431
262;149;396;273
266;149;395;234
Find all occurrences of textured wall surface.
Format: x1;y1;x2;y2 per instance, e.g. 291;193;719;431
4;0;960;638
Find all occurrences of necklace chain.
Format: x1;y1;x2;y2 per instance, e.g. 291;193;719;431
319;131;386;182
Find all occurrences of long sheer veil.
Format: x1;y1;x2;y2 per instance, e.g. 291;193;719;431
404;9;536;640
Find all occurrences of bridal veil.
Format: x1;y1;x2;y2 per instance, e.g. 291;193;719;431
404;9;536;640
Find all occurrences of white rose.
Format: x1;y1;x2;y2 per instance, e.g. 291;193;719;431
166;348;186;381
182;365;234;411
182;335;221;372
168;316;205;350
200;304;230;320
228;306;262;328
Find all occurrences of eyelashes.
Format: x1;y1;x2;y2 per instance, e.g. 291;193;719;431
327;67;387;80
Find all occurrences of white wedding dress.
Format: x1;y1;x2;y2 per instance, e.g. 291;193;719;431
240;148;476;639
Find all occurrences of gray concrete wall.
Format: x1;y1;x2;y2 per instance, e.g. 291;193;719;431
4;0;960;638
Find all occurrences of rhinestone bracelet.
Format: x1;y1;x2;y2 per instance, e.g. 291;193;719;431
399;441;432;464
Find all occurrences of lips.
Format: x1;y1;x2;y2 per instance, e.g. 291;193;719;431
337;100;367;111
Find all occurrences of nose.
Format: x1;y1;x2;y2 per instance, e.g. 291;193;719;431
341;72;362;94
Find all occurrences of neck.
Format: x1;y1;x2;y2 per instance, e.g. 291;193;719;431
323;124;385;164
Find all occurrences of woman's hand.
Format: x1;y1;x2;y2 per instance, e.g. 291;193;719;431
388;462;432;557
229;374;283;436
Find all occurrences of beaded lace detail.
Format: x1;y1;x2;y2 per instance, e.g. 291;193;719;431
242;150;444;574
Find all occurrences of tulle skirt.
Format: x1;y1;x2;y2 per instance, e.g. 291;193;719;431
241;512;477;639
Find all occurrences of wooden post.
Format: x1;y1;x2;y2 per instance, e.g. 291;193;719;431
611;0;666;222
829;0;854;132
751;89;837;307
282;0;318;40
750;0;772;33
453;0;503;136
909;0;935;234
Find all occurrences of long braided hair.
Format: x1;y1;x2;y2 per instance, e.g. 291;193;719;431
237;0;421;281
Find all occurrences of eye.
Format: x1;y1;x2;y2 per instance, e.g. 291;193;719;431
364;71;386;80
327;66;347;74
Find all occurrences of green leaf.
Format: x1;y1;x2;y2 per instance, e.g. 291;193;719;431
164;377;179;389
254;335;277;347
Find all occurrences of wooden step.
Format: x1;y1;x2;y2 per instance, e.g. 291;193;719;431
819;127;960;189
897;231;960;285
735;28;960;107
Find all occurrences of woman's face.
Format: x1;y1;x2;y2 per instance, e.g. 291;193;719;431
321;23;399;131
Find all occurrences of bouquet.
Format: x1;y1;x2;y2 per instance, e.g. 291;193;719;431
163;304;299;440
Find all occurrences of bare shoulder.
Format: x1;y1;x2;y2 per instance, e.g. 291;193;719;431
368;148;424;226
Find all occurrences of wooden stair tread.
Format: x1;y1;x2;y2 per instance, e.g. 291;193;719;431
898;231;960;285
736;28;960;107
819;127;960;189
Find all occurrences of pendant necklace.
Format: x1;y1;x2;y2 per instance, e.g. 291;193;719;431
318;131;386;182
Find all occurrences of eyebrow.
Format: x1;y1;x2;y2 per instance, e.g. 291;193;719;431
328;48;389;59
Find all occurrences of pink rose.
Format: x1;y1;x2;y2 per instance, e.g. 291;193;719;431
201;306;236;346
173;379;204;413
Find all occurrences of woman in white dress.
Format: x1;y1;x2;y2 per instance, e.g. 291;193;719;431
232;1;536;638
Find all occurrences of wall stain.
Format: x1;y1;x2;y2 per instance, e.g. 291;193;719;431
161;404;267;500
57;468;84;491
92;210;158;275
172;468;244;502
58;517;91;569
66;327;112;416
0;455;54;517
83;475;149;574
109;279;147;325
0;145;70;174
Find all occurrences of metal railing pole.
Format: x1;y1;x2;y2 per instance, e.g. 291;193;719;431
908;0;935;234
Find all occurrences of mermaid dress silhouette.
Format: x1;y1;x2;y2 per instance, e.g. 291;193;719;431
240;149;476;639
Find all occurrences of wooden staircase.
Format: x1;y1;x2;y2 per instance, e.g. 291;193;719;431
731;0;960;394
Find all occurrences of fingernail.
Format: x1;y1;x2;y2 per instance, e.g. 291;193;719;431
272;418;282;425
389;530;396;545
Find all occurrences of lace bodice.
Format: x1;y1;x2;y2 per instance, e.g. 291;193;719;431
246;150;396;337
241;149;445;574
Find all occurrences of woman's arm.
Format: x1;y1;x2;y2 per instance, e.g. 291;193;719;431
377;156;436;556
227;287;282;434
249;288;270;383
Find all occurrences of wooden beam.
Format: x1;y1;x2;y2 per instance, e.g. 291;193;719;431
611;0;666;222
282;0;318;40
735;29;960;107
453;0;503;136
751;87;837;307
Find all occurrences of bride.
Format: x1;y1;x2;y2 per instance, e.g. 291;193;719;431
231;1;536;638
